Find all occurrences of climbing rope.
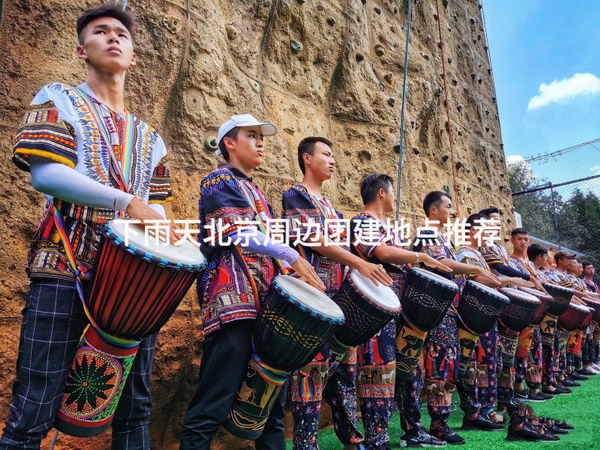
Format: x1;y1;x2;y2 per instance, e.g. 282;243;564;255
434;0;461;216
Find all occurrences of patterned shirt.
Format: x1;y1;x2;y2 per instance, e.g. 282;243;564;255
12;83;172;280
543;268;572;287
197;164;279;335
456;245;490;276
350;212;407;298
509;255;537;279
567;274;589;293
584;278;600;293
282;184;345;296
479;241;510;276
414;230;465;306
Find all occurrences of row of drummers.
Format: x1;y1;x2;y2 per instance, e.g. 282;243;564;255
50;205;600;446
235;255;599;444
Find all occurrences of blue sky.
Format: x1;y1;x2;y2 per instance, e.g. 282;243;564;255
482;0;600;188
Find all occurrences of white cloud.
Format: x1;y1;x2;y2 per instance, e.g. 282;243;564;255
507;155;525;165
528;73;600;110
592;165;600;175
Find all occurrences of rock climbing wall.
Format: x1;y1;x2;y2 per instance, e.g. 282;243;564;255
0;0;513;448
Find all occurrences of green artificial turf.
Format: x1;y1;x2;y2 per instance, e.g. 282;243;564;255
287;374;600;449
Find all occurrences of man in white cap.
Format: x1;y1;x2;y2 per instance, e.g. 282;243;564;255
181;115;324;449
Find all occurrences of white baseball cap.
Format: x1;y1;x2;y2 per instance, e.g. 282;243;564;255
216;114;277;154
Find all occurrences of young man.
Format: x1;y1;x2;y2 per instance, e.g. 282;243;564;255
283;138;393;450
180;115;323;450
455;214;534;435
507;229;553;403
582;261;599;293
350;175;451;449
2;5;174;448
413;192;500;445
527;244;571;396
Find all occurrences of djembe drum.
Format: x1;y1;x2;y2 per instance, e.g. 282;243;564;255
497;288;540;397
224;275;345;439
559;303;593;363
456;281;510;377
54;220;205;436
329;269;401;355
395;268;459;380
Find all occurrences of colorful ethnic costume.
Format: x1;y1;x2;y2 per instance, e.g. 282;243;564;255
2;82;172;448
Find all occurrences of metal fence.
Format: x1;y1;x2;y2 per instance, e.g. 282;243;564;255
512;174;600;272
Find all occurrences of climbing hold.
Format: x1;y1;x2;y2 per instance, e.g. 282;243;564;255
413;147;420;155
249;80;261;93
387;97;396;107
298;0;306;3
442;155;449;162
205;137;218;152
225;25;238;40
290;39;304;53
375;44;385;57
162;16;182;34
456;160;464;170
384;72;393;83
393;144;401;154
374;5;382;14
355;53;365;62
344;97;353;107
327;17;336;26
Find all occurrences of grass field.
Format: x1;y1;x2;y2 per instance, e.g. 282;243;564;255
286;373;600;449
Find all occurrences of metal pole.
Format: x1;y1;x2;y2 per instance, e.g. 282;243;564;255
395;0;413;221
549;183;561;244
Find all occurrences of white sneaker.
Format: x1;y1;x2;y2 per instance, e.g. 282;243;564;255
585;365;600;374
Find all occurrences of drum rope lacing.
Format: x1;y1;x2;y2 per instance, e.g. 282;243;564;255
51;205;141;349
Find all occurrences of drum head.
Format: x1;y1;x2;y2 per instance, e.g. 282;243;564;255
107;219;205;268
411;267;459;292
500;288;540;304
274;275;345;321
349;270;400;312
519;287;553;302
467;279;509;302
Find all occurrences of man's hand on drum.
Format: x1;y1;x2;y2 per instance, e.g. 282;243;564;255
291;257;326;291
501;277;534;289
473;267;502;288
356;260;393;286
125;197;180;245
419;254;453;273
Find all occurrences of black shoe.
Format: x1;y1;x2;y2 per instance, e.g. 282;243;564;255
506;425;543;442
527;391;552;403
537;430;560;442
542;385;571;395
462;415;504;431
558;381;576;390
430;423;465;445
534;391;554;401
549;425;568;435
554;420;574;430
577;368;595;376
513;390;530;401
560;378;580;387
570;371;589;381
400;427;447;447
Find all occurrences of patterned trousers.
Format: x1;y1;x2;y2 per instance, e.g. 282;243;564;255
423;314;459;424
289;346;362;449
457;324;499;417
515;326;543;390
357;321;396;449
0;278;156;450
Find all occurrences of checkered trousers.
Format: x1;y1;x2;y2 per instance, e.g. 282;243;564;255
0;278;156;449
